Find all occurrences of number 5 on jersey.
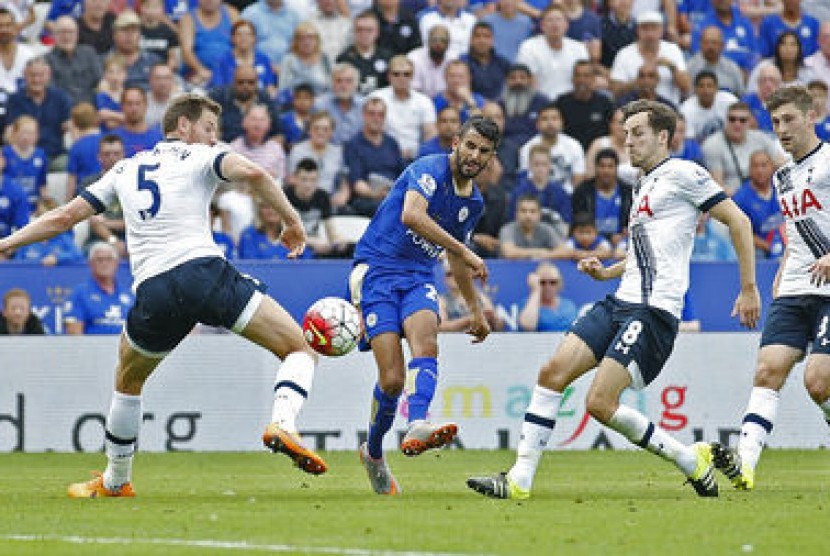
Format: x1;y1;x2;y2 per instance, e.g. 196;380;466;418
137;163;161;220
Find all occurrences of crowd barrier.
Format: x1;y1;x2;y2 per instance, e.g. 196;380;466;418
0;259;780;333
1;333;827;453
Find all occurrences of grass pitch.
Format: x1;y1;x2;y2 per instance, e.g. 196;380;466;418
0;449;827;555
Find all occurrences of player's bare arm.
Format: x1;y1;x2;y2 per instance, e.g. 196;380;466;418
0;197;95;256
447;251;490;343
708;198;761;328
221;152;307;258
401;190;488;282
577;257;625;281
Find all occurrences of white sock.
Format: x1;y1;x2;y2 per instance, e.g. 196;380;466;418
271;351;316;432
508;385;562;491
103;391;141;489
739;387;779;470
609;405;697;476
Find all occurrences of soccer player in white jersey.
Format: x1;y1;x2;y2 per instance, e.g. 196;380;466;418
468;99;761;500
712;86;830;491
0;94;328;497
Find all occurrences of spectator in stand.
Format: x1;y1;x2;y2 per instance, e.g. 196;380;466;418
584;108;637;184
517;261;577;332
690;0;759;73
14;197;84;265
433;60;484;123
554;60;614;151
758;0;820;59
78;135;127;252
76;0;116;56
680;70;740;144
518;103;585;194
241;0;299;74
314;62;363;146
500;63;550;149
210;64;281;144
337;10;392;96
702;101;787;194
419;0;476;55
408;23;457;99
562;0;601;66
373;0;421;57
230;104;286;180
279;82;313;149
0;288;44;335
45;15;102;106
64;241;134;335
565;212;614;261
670;112;706;166
614;61;677;111
499;195;569;261
0;8;34;96
207;20;276;97
109;10;162;90
678;0;718;49
516;4;589;105
145;63;180;129
510;144;572;227
610;10;690;108
572;148;633;250
179;0;239;87
344;97;404;216
111;87;163;157
44;0;84;42
6;57;72;171
471;104;509;259
368;55;437;161
731;150;785;260
238;197;314;260
600;0;636;70
312;0;352;66
686;25;746;97
460;21;510;102
287;111;349;210
418;105;460;158
0;148;28;254
741;63;781;135
2;115;47;213
438;257;503;333
66;102;102;200
279;22;332;98
805;22;830;107
808;80;830;141
482;0;533;63
96;56;126;131
747;30;817;96
139;0;181;71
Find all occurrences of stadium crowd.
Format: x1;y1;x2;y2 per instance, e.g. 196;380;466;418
0;0;827;333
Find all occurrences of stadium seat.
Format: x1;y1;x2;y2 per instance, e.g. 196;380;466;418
46;172;68;203
328;215;371;243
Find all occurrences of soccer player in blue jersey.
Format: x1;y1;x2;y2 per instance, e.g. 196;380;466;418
349;115;501;495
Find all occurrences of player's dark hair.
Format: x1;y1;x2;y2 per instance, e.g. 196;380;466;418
621;99;676;144
694;70;718;86
458;115;501;148
162;93;222;134
765;85;814;115
595;147;619;166
296;158;319;173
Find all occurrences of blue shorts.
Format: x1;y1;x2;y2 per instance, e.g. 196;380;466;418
348;263;439;345
760;295;830;355
569;295;679;389
126;257;267;356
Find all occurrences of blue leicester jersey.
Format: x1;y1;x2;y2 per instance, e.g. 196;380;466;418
354;154;484;273
64;278;134;335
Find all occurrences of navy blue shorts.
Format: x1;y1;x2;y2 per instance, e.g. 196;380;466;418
760;295;830;355
126;257;267;356
569;295;679;389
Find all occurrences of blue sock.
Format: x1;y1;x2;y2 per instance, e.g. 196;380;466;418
406;357;438;423
367;384;399;459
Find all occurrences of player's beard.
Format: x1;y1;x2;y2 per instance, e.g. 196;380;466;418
456;155;483;180
503;86;533;118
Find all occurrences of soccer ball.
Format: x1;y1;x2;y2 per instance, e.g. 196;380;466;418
302;297;361;357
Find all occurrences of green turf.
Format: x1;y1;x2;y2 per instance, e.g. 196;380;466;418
0;450;827;555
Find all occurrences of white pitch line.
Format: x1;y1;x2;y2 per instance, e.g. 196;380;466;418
0;534;492;556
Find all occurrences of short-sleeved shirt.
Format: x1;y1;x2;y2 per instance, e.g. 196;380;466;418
1;145;47;212
610;40;687;106
367;87;437;157
112;125;165;157
0;177;29;237
64;278;134;334
517;35;589;103
702;130;782;193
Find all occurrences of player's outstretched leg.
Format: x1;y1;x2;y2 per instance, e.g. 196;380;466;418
711;442;753;491
732;386;780;490
263;351;328;475
358;442;401;495
400;358;458;456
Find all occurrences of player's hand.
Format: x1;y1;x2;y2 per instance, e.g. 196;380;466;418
577;257;606;280
731;285;761;329
467;310;490;344
809;254;830;286
464;250;488;283
279;221;307;259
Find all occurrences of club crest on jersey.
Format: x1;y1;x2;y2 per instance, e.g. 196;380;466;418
776;167;794;193
458;206;469;222
418;173;437;196
779;188;823;219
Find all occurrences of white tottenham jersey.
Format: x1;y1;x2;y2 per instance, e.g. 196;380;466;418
774;142;830;297
616;158;726;318
82;140;229;289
